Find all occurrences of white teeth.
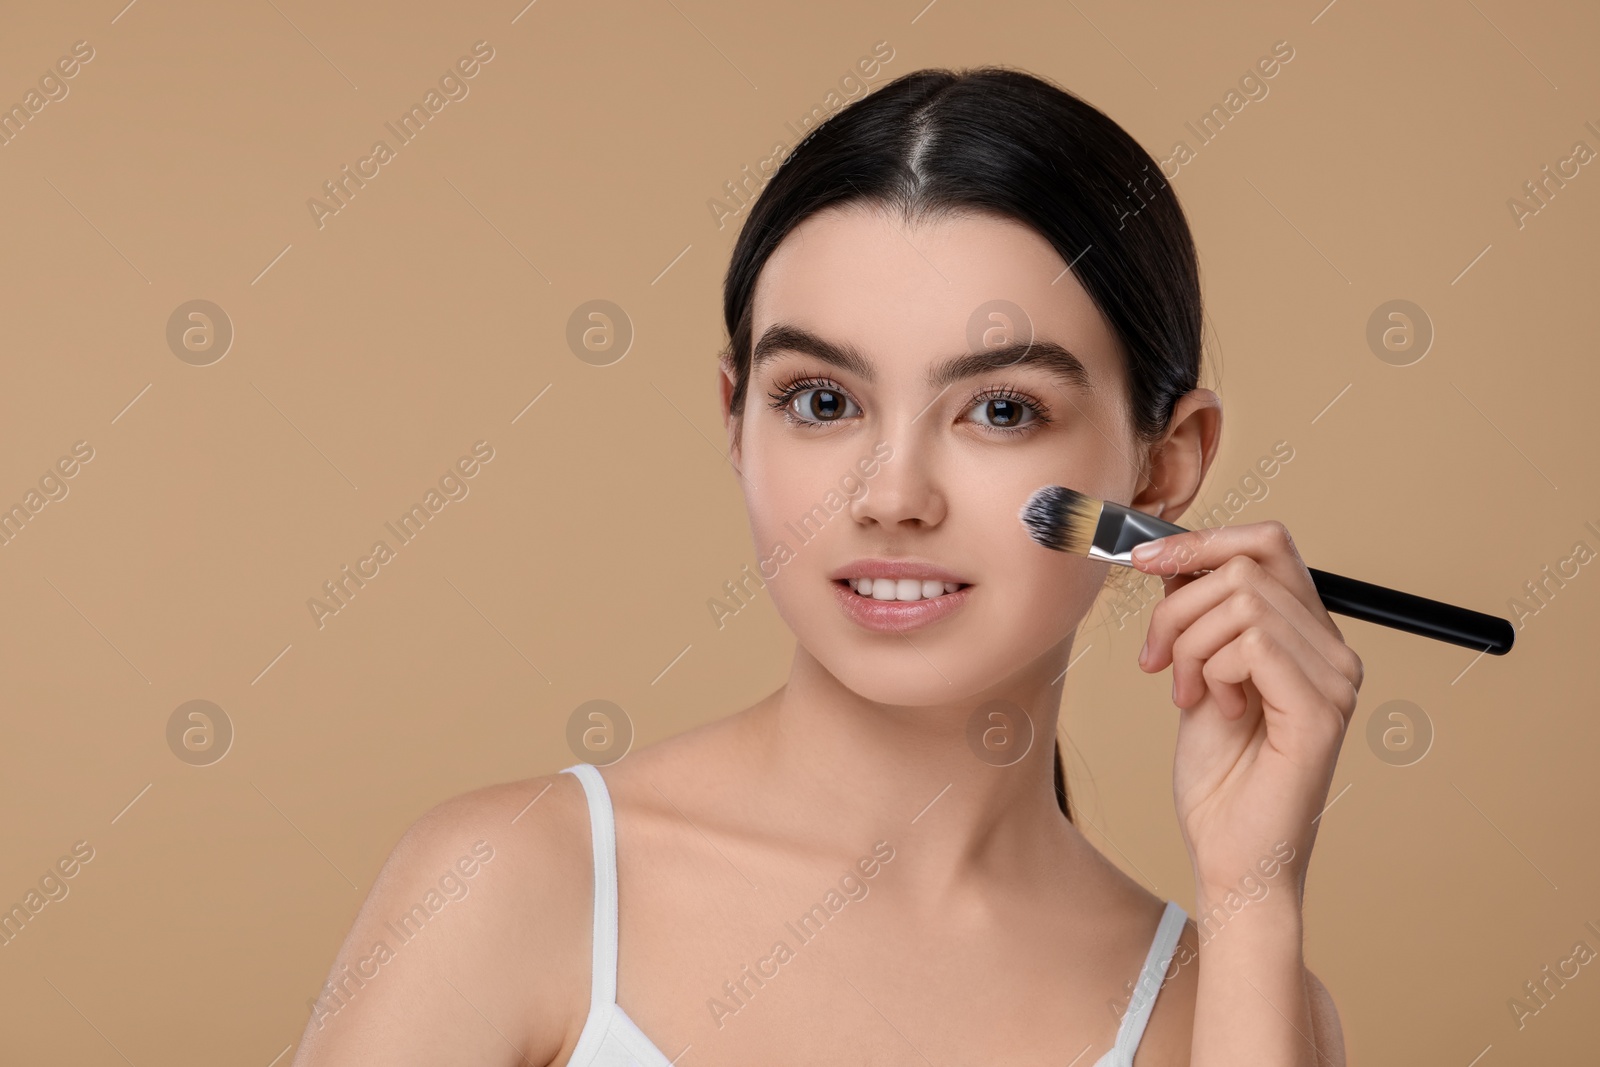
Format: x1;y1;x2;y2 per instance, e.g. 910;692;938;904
846;577;965;601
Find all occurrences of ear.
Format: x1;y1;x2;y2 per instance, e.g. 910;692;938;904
717;354;744;468
1128;387;1222;523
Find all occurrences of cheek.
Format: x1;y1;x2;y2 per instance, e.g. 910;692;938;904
738;433;859;575
939;443;1123;641
969;473;1106;633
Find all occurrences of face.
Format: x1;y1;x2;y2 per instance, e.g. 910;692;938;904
723;204;1147;707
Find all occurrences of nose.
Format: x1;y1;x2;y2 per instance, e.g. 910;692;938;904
848;435;947;531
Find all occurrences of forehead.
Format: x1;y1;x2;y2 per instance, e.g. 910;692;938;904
750;204;1126;384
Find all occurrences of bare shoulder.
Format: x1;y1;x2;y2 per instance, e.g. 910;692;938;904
291;771;599;1067
581;703;764;817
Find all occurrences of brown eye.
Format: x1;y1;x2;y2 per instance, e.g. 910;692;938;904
966;394;1038;430
808;390;844;419
986;398;1024;426
790;387;859;423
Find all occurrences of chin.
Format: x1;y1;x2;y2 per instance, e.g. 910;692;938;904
829;652;992;708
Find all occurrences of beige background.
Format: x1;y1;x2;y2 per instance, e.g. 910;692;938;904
2;0;1597;1062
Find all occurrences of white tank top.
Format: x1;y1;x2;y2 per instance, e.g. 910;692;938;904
560;762;1188;1067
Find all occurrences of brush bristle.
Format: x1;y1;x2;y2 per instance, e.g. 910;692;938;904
1019;486;1102;555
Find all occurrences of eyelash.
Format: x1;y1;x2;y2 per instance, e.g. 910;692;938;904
764;375;1054;436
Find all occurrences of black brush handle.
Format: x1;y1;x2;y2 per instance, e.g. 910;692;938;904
1104;505;1515;654
1307;567;1514;655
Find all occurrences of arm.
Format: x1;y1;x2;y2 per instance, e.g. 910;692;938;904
290;776;590;1067
1131;521;1360;1065
1188;895;1345;1064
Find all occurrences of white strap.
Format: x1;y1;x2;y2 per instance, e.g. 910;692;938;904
1113;900;1188;1057
561;763;619;1007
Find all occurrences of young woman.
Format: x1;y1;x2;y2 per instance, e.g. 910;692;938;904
294;67;1358;1066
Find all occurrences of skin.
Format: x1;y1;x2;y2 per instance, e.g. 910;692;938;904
291;204;1356;1066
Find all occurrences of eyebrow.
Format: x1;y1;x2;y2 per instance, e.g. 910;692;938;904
751;322;1094;393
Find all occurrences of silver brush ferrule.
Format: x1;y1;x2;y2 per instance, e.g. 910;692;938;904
1086;499;1190;565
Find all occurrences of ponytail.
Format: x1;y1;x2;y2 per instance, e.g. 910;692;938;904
1052;739;1073;822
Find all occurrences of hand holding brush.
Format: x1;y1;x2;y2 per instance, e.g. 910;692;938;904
1021;486;1514;656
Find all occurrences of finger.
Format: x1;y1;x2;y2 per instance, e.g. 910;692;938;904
1204;627;1351;750
1145;554;1285;671
1165;584;1357;718
1130;521;1322;621
1165;586;1277;714
1158;570;1200;604
1143;554;1351;685
1231;566;1364;712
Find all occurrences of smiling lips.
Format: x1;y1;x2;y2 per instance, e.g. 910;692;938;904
828;559;973;632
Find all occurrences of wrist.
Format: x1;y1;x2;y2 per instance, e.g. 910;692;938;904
1189;838;1307;919
1191;885;1304;956
1194;877;1303;910
1193;877;1304;930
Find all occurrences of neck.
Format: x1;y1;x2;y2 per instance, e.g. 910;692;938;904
747;635;1081;906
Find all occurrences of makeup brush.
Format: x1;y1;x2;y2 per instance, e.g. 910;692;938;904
1020;486;1514;656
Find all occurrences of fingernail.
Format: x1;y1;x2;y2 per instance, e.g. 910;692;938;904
1131;538;1164;562
1171;678;1178;703
1138;638;1149;665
